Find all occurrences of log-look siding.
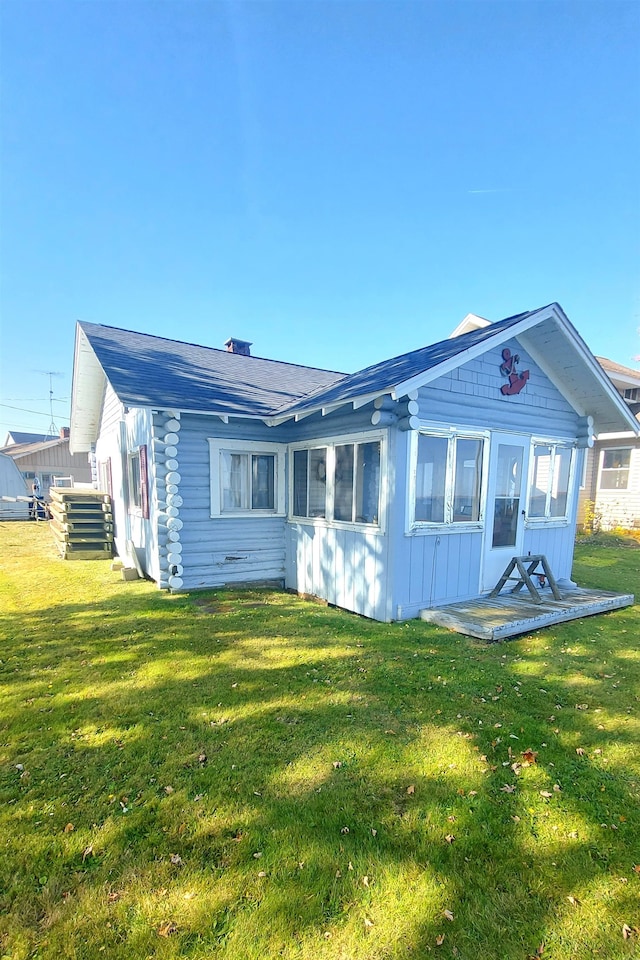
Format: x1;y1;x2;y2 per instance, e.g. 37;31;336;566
173;415;288;591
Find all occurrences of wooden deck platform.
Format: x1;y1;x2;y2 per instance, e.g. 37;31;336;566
420;587;634;641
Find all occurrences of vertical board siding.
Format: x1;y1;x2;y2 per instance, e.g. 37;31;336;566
285;522;388;620
99;383;123;435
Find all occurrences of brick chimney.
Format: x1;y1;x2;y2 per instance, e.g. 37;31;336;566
224;337;252;356
60;427;70;439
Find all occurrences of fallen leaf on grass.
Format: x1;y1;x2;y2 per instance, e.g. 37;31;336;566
364;918;374;930
170;854;184;866
553;784;562;793
158;921;177;938
340;826;350;834
521;749;538;765
258;871;267;877
633;865;640;874
567;896;580;906
107;891;121;903
63;823;74;834
444;909;454;922
576;747;586;756
371;828;377;837
82;844;94;862
164;786;174;795
445;835;455;844
406;784;415;795
501;784;516;794
436;933;445;945
362;876;370;887
332;761;343;769
540;791;553;799
622;924;639;940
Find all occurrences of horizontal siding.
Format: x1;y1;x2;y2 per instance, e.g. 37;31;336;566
581;440;640;530
418;338;580;437
167;415;287;591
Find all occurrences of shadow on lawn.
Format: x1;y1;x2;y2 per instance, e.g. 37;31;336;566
1;589;639;958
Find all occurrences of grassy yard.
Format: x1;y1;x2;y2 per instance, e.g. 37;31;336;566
1;523;638;960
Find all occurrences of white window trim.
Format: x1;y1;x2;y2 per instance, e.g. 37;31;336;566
407;423;490;535
288;430;387;533
208;438;286;518
525;436;576;526
597;445;632;493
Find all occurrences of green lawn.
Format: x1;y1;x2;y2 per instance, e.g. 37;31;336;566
1;522;639;959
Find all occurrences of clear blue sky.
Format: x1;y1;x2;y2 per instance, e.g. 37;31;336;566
1;0;639;436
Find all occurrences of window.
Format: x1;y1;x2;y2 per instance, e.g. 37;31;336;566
623;388;640;402
528;442;574;520
411;430;486;528
293;447;327;518
209;439;285;517
599;447;631;490
291;437;382;526
129;451;142;509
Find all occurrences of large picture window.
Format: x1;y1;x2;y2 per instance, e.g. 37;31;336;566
412;430;486;528
291;437;382;527
209;440;285;517
598;448;631;490
528;442;574;520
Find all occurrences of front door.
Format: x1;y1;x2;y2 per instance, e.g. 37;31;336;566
481;434;529;592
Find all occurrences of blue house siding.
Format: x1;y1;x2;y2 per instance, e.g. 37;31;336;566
161;413;289;591
388;340;585;620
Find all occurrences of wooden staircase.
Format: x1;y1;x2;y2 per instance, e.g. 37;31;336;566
49;488;113;560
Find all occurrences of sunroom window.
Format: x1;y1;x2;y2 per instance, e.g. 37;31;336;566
291;438;381;526
413;431;485;527
528;442;574;520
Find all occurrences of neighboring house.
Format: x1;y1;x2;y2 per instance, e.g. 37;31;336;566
0;453;30;520
69;303;638;621
578;357;640;531
3;431;56;445
0;428;93;494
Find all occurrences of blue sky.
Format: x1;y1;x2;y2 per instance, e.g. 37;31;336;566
1;0;639;436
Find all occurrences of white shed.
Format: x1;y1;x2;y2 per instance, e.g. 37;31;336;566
0;453;30;520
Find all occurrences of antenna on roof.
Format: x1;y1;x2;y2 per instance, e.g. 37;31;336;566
36;371;63;439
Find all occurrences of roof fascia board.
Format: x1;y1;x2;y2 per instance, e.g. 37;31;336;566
390;309;551;400
519;310;640;435
5;440;64;460
604;370;640;389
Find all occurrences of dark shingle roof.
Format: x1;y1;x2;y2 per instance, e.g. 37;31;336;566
80;308;543;420
275;310;539;415
79;322;346;417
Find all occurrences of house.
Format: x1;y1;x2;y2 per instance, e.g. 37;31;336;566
0;428;94;495
578;357;640;531
69;302;638;622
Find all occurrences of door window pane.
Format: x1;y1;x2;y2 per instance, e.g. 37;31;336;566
453;438;483;522
492;444;523;546
415;435;447;523
334;444;354;522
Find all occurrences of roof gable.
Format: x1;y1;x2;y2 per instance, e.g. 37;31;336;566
70;304;639;446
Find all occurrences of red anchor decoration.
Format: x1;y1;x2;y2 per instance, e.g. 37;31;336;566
499;347;530;396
